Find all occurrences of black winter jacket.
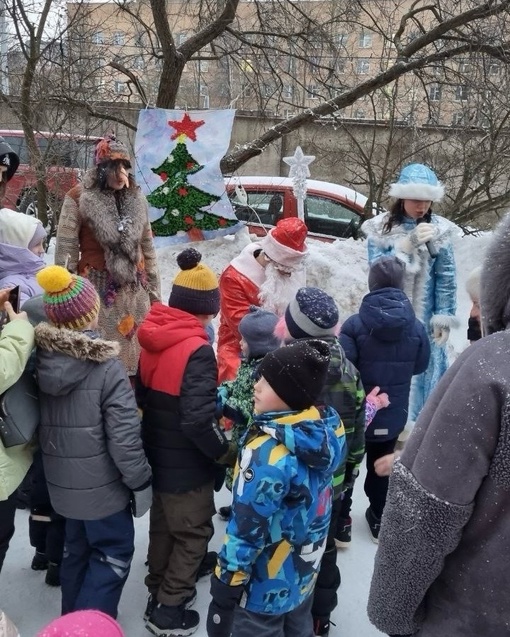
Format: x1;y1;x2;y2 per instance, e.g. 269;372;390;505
136;303;228;493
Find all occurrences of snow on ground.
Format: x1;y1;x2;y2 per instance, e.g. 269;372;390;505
3;224;492;635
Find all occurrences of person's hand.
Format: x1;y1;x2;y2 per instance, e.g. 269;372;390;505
206;576;243;637
410;223;436;247
366;386;390;410
433;325;450;346
0;288;11;307
374;453;397;477
3;302;28;323
131;483;153;517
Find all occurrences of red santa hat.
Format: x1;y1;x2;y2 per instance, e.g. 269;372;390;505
259;218;308;270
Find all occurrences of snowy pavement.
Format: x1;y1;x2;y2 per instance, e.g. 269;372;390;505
2;468;383;636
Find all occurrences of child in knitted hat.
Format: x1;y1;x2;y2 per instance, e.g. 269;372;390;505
207;339;346;637
216;305;280;520
38;610;124;636
0;208;46;306
136;248;231;635
34;265;152;619
279;286;389;635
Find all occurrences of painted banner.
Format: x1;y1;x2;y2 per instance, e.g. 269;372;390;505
135;109;242;245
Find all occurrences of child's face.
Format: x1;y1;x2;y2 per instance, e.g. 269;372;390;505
30;239;45;257
239;336;249;357
254;376;289;414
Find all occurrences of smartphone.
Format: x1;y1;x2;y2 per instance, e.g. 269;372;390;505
0;286;20;329
8;286;20;313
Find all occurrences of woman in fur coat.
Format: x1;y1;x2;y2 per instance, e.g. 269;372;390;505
362;164;457;425
55;135;160;376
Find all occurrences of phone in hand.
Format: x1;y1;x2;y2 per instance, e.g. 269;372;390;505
0;285;21;329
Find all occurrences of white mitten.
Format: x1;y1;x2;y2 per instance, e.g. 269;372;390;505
410;223;436;248
433;325;450;346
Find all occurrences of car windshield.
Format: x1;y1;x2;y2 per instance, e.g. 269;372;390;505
1;134;96;169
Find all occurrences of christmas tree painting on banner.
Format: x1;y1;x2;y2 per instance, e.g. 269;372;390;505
135;109;241;244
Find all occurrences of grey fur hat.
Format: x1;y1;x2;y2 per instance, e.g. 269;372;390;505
481;214;510;334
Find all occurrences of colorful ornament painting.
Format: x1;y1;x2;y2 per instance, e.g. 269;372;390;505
135;109;242;244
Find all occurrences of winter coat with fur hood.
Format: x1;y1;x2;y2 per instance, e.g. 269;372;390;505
34;323;151;520
367;213;510;637
362;213;457;424
54;171;161;376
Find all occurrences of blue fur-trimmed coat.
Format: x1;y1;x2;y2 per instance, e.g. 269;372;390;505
362;213;458;422
215;406;345;615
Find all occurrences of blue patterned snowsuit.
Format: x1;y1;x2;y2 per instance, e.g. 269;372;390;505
362;213;457;422
216;405;345;615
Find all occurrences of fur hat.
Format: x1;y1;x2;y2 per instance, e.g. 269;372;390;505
368;256;406;292
94;134;131;166
285;287;339;339
36;265;100;330
259;218;308;270
238;305;280;358
0;208;45;248
168;248;220;316
0;136;20;182
389;163;444;202
465;266;482;304
37;610;124;637
258;338;330;411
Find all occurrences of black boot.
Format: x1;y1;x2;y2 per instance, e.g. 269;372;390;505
146;602;199;636
365;507;381;543
196;551;217;580
45;562;61;587
31;551;48;571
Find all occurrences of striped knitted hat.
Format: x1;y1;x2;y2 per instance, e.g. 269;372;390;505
168;248;220;316
36;265;100;330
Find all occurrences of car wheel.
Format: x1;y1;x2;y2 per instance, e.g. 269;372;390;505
17;190;55;237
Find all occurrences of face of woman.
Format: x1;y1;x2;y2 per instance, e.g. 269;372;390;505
402;199;432;220
106;162;130;190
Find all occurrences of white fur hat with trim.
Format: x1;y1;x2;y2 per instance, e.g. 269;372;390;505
389;163;445;202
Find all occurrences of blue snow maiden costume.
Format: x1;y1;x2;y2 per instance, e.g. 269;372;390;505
361;164;458;424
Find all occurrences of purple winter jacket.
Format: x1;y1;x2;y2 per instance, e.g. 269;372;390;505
0;242;45;305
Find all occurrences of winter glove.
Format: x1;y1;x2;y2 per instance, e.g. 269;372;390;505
206;575;244;637
398;222;436;254
367;386;390;410
433;324;450;346
216;441;238;467
214;463;227;493
131;482;153;518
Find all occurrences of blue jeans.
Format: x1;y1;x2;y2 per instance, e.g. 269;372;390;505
61;507;134;618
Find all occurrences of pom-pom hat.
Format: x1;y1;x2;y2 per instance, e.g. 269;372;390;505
239;306;280;358
168;248;220;316
259;218;308;269
388;163;444;202
37;610;124;637
285;287;339;339
257;338;330;411
94;133;131;166
36;265;100;330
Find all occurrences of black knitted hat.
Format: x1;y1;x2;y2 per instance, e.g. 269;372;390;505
258;338;330;411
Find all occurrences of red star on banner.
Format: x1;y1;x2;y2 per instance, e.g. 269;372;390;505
168;113;205;141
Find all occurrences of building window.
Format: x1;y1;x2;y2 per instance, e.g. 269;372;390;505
428;83;442;101
135;32;145;47
133;56;144;70
288;57;296;74
263;84;274;98
455;85;469;101
283;109;294;119
113;31;124;46
356;58;370;74
336;58;346;74
114;81;126;94
458;59;471;73
452;112;463;126
354;109;366;119
489;62;501;75
308;54;321;67
335;33;348;47
92;31;104;45
358;32;372;48
283;84;293;99
177;32;187;46
242;83;253;97
307;84;319;99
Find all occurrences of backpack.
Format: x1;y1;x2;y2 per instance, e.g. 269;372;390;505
0;371;39;448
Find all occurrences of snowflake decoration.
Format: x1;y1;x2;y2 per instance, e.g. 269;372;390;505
283;146;315;201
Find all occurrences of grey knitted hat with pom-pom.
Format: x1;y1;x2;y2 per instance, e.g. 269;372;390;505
168;248;220;315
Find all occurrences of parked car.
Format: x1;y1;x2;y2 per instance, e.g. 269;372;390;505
0;129;101;231
224;175;381;241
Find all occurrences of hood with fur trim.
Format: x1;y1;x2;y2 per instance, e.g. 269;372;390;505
481;213;510;334
35;322;120;396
